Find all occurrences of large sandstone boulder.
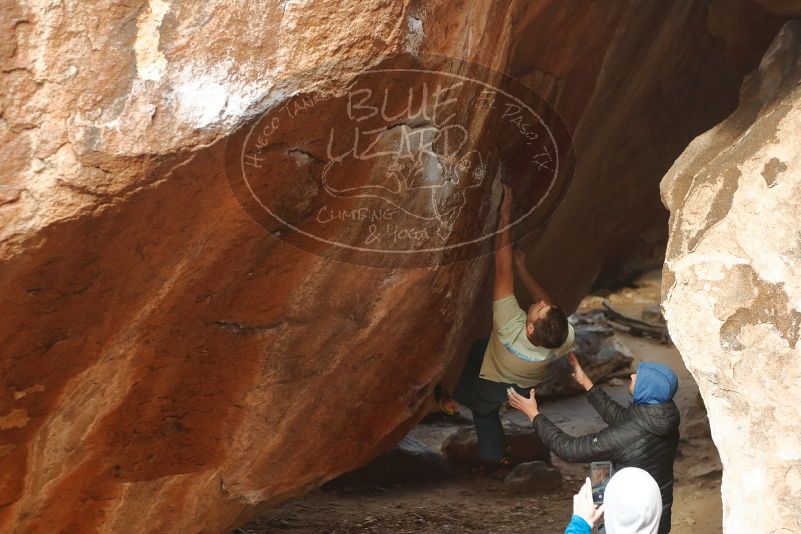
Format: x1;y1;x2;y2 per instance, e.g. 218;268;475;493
662;20;801;534
0;1;793;532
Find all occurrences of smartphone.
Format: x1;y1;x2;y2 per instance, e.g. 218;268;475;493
590;461;613;504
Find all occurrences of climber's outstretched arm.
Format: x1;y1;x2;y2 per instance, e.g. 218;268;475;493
493;184;514;301
513;250;554;305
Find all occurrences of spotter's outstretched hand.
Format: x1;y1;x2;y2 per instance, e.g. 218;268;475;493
507;387;539;421
568;352;593;391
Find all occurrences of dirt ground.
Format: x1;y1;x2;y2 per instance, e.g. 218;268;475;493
236;272;723;534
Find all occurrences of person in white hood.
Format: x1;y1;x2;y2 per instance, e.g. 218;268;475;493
605;468;662;533
564;467;662;534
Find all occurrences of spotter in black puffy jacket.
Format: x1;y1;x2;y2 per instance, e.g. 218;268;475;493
533;362;680;534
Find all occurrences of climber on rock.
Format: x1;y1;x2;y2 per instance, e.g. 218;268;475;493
508;356;680;534
435;183;575;469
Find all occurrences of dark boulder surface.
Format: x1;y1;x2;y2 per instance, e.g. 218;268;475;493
331;436;454;486
442;423;551;467
503;461;563;494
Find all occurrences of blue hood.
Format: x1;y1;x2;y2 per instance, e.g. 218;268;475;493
633;362;678;405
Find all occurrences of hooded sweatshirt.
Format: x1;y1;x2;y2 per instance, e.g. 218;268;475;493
604;467;663;534
633;362;678;405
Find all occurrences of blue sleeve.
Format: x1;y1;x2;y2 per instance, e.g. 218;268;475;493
564;514;592;534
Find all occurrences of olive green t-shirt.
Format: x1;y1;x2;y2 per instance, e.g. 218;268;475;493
479;294;575;388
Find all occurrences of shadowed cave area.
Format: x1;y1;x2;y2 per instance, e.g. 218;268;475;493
2;2;801;534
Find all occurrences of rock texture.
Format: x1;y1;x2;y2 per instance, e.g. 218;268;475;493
519;1;790;297
329;436;453;487
0;1;794;532
662;20;801;534
503;461;563;494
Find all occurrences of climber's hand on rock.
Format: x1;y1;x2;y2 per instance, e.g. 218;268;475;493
573;477;604;526
569;352;593;391
507;387;538;421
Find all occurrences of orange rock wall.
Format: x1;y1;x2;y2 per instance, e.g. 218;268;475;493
0;1;790;532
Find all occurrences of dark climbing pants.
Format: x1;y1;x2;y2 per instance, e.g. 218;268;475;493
452;339;531;461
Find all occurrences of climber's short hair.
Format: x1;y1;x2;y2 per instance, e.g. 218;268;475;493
528;305;568;349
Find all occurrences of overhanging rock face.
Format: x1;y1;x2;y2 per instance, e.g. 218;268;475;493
0;1;791;532
662;21;801;534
